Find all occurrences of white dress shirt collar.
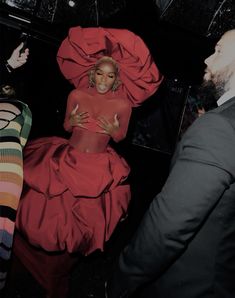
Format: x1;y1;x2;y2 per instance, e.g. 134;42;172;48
217;90;235;106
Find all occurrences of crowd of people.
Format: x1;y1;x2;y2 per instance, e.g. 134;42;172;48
1;22;235;298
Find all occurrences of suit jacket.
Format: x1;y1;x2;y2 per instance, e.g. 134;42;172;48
107;96;235;298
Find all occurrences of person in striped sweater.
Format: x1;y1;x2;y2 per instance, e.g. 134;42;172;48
0;42;29;84
0;44;31;294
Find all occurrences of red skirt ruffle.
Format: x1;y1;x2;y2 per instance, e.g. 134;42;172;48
16;137;131;255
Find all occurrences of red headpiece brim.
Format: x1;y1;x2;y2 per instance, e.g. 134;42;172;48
57;26;163;107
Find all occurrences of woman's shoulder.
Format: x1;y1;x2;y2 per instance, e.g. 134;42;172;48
113;96;132;110
69;89;89;97
68;88;90;101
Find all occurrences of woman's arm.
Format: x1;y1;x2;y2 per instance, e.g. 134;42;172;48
63;90;77;132
64;90;90;131
0;102;21;129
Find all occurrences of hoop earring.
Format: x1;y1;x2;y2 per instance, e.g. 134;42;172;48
112;80;120;91
88;70;95;88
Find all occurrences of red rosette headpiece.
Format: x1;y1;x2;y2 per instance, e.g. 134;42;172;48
57;26;163;107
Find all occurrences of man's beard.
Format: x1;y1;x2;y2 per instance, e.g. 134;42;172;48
196;80;223;111
197;68;231;111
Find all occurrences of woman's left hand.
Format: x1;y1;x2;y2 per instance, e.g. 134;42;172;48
97;114;120;136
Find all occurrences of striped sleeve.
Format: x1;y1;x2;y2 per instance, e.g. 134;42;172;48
0;99;32;290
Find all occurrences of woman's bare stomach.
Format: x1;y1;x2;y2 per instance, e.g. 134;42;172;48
69;130;110;153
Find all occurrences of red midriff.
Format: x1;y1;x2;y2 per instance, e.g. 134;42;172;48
69;128;110;153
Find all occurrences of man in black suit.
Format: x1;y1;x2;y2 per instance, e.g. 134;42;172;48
106;29;235;298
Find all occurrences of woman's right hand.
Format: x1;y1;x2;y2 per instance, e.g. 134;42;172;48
69;104;89;127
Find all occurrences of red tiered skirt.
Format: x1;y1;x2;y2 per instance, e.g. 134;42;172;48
16;136;131;255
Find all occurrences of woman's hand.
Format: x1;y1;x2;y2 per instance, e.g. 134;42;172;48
97;114;120;136
69;104;89;127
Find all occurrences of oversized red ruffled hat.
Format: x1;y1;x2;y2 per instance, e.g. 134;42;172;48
57;26;163;107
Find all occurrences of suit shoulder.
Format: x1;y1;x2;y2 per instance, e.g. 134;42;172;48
184;111;235;146
194;111;228;127
217;99;235;126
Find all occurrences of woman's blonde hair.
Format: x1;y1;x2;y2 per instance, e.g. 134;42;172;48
88;56;121;91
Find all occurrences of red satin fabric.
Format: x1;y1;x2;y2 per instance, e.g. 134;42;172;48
16;137;130;255
57;26;163;107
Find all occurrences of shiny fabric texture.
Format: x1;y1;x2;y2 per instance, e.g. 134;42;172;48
16;137;131;255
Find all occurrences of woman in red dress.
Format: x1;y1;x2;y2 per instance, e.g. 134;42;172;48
15;26;163;255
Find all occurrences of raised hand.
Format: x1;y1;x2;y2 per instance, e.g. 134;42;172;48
7;43;29;69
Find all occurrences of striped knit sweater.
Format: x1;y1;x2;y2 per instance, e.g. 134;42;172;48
0;98;32;290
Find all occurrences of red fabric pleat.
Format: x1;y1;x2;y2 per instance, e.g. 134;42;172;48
16;137;130;255
57;26;163;107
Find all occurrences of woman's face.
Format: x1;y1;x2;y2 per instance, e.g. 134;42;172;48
94;61;117;94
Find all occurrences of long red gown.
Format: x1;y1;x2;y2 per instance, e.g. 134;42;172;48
16;26;163;256
16;88;132;255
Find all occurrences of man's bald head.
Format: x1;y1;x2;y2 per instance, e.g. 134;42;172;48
203;29;235;96
196;29;235;110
